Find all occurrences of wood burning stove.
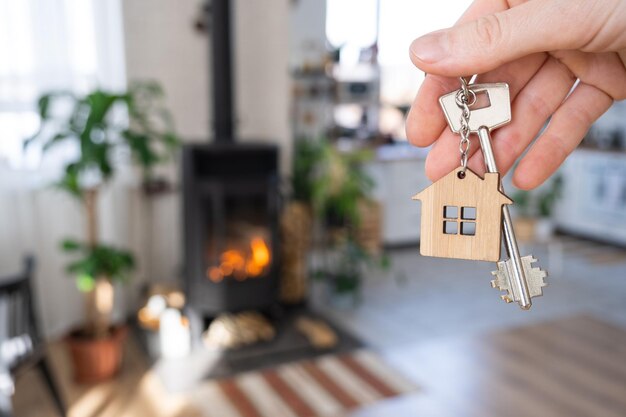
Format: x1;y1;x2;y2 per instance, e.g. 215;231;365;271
182;1;281;318
182;144;280;315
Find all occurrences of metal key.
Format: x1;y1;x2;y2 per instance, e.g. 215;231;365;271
439;82;547;310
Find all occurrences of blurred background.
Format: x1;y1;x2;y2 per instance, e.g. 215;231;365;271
1;1;626;416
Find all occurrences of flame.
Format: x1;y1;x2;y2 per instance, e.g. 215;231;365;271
206;237;271;282
250;238;270;267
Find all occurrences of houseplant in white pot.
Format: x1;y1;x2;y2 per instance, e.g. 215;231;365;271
26;81;179;382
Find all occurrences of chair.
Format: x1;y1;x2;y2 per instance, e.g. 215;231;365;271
0;257;65;417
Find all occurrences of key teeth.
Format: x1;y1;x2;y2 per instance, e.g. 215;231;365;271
490;279;506;291
490;255;548;304
527;259;548;291
491;263;513;302
490;270;504;290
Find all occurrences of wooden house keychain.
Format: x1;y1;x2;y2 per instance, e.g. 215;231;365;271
412;77;547;310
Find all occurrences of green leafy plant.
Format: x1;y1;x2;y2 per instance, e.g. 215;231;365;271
296;139;388;300
310;141;374;227
26;81;180;338
512;175;563;219
292;139;324;203
511;189;531;217
313;238;390;305
291;139;374;225
61;239;135;291
538;175;563;217
26;81;178;196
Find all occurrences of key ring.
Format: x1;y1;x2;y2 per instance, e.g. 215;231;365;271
455;77;474;174
456;77;476;107
459;76;470;99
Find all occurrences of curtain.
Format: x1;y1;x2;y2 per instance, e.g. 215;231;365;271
0;0;137;339
0;0;126;169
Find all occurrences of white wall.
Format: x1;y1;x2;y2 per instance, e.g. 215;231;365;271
122;0;293;154
233;0;291;172
122;0;211;141
121;0;293;162
120;0;211;287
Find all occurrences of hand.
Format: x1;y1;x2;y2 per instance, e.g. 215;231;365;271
406;0;626;189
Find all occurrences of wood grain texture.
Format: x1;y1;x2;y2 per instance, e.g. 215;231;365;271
357;315;626;417
412;167;512;262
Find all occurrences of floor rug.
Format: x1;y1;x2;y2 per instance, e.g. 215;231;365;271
142;310;364;392
188;349;418;417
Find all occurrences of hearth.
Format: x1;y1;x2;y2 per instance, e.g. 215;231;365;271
180;0;282;319
182;144;280;316
135;0;364;379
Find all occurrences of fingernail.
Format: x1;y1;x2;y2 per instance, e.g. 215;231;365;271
410;31;448;64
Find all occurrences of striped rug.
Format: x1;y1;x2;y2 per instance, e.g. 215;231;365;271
188;350;418;417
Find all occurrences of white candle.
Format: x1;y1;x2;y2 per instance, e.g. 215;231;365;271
159;308;191;358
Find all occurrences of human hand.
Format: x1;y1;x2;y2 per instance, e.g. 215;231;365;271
406;0;626;189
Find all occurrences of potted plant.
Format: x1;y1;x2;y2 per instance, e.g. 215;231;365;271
25;81;179;382
311;141;375;238
280;139;324;304
314;237;389;308
310;140;388;305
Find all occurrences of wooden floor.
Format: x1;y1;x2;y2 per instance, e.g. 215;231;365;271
13;314;626;417
13;336;202;417
367;314;626;417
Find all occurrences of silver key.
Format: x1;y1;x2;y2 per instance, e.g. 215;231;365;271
440;83;547;310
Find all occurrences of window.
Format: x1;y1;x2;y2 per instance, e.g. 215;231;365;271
443;205;477;236
0;0;126;170
377;1;471;106
325;1;472;139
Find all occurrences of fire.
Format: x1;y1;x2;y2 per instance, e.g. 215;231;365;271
251;238;270;267
207;237;271;282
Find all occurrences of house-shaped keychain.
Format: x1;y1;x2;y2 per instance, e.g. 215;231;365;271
412;166;512;262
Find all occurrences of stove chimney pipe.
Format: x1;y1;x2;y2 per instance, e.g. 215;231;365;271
208;0;234;142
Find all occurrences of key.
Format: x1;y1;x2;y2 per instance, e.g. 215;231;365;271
439;83;547;310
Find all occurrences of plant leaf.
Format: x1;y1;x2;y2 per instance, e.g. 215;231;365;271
76;274;95;292
61;238;82;252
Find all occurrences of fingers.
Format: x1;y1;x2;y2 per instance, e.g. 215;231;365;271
406;0;511;147
408;51;547;151
513;82;613;189
422;52;549;181
409;0;615;76
406;75;458;147
465;56;577;177
551;50;626;100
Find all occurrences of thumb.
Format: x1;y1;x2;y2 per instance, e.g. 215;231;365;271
409;0;603;76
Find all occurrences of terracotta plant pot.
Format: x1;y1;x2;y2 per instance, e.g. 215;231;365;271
66;325;128;384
